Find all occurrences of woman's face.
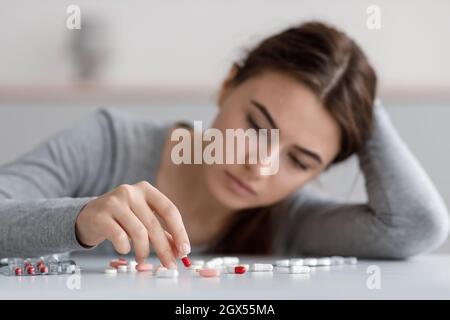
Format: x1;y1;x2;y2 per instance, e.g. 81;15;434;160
203;69;341;210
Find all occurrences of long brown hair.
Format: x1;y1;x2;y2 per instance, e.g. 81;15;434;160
212;21;377;255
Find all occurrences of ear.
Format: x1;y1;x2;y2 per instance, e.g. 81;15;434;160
217;64;240;107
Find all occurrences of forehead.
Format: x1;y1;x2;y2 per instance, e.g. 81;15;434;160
237;70;341;162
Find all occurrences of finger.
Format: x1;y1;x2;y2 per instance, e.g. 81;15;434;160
131;197;177;268
98;216;131;255
113;208;150;264
136;181;191;257
148;216;178;269
164;230;179;257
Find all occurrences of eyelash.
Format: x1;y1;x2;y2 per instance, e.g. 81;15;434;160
246;114;309;171
288;154;309;171
246;114;261;130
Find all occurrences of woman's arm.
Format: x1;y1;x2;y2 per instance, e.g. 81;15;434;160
282;102;449;259
0;109;115;257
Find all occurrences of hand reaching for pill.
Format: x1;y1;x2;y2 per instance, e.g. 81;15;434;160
75;181;191;268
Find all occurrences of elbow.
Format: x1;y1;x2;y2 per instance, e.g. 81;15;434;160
386;204;450;260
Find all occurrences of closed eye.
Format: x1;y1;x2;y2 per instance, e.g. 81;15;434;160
288;154;309;170
246;114;261;130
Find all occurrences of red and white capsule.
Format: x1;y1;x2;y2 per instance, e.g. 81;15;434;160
181;256;191;268
234;266;246;274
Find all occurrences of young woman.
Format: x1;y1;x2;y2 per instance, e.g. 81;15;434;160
0;22;448;268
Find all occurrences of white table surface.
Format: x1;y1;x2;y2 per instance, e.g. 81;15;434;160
1;253;449;299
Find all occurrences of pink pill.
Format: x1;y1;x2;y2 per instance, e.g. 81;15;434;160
136;263;153;272
118;257;127;262
199;268;220;278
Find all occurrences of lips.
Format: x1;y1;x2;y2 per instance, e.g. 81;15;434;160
224;170;257;196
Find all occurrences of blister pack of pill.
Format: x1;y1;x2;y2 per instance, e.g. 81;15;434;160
0;256;78;276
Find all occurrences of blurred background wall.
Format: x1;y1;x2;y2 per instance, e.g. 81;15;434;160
0;0;449;253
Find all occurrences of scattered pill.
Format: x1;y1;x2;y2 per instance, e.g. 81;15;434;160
317;257;332;266
251;264;273;272
157;269;179;278
274;266;290;274
275;259;290;267
136;263;153;272
234;266;246;274
290;265;310;274
181;256;191;268
155;266;167;274
206;257;223;267
290;258;304;266
189;265;203;272
104;267;117;275
191;260;204;267
66;264;76;274
226;264;249;273
199;268;221;278
303;258;318;266
117;265;128;273
331;256;345;265
344;257;358;265
128;261;138;272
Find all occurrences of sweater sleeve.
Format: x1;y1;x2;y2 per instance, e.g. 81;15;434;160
0;109;116;258
279;101;449;259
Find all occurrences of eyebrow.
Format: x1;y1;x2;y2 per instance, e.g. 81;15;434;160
250;99;323;165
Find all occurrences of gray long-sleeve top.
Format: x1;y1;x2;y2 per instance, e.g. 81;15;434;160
0;103;448;259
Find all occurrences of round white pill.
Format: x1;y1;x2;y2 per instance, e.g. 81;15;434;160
157;269;179;278
154;266;167;274
290;265;310;274
289;259;304;266
117;265;128;273
66;265;76;274
331;256;345;265
206;258;223;268
128;261;138;272
274;266;290;274
344;257;358;265
317;257;332;266
104;267;117;275
191;260;205;267
303;258;318;266
251;263;273;272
